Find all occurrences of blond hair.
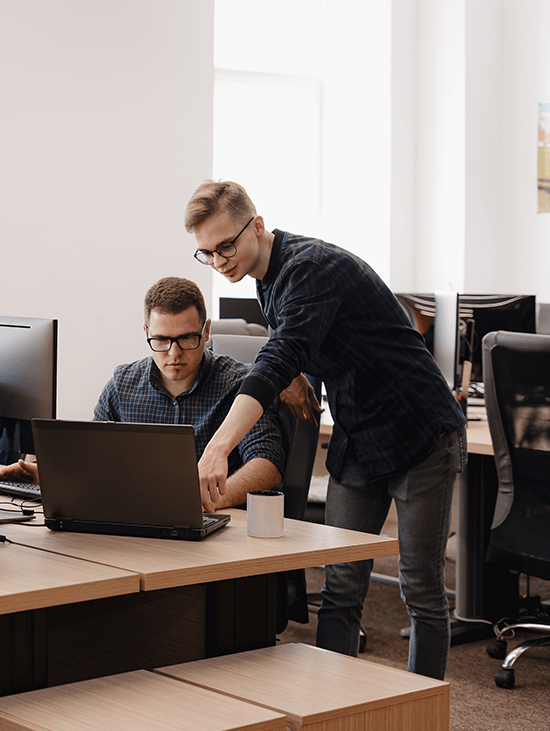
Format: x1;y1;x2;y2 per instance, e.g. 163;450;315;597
184;179;256;232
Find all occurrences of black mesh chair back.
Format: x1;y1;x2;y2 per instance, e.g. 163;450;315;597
483;331;550;578
481;330;550;688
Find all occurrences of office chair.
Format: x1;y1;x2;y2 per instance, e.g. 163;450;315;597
210;318;268;337
482;330;550;689
208;331;322;632
208;332;269;365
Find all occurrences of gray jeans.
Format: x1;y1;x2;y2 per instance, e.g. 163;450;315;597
316;427;467;680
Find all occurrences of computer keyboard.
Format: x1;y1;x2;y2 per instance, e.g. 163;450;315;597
0;480;41;500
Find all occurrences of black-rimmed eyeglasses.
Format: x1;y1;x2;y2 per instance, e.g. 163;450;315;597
193;217;254;266
146;323;206;352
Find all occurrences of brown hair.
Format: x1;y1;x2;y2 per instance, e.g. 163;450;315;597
184;179;257;232
144;277;206;325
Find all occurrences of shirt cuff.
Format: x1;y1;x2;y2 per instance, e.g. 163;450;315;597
237;374;277;413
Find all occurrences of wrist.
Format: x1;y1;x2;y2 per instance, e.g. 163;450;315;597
207;425;237;458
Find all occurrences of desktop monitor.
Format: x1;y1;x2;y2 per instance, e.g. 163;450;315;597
457;295;536;385
395;292;459;390
0;316;58;459
219;297;269;329
395;293;536;391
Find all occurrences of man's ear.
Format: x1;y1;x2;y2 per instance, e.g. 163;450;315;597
253;215;266;237
203;318;212;342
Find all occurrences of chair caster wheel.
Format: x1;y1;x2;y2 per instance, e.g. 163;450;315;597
487;639;507;659
495;669;515;689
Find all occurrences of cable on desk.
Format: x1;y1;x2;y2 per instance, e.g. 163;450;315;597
1;496;42;516
0;499;36;516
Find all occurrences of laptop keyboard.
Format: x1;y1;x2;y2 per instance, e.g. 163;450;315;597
203;516;217;528
0;480;41;500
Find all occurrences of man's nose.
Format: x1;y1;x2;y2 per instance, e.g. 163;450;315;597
212;250;230;267
168;339;184;352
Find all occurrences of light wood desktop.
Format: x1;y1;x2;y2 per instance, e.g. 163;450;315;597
464;413;493;456
0;542;139;615
158;642;450;731
1;509;398;592
0;669;287;731
0;509;398;696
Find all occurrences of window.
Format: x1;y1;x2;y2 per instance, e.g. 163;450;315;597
212;1;391;313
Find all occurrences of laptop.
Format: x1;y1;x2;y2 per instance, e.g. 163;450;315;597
31;419;231;540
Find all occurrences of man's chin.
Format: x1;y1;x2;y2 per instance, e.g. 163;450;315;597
221;268;244;283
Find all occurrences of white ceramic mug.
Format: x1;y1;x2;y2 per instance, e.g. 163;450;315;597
247;490;284;538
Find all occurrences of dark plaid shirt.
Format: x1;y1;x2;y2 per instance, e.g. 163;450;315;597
94;348;285;477
239;229;465;482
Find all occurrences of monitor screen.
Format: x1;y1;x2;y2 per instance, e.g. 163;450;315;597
219;297;269;328
0;316;58;459
458;295;536;385
395;292;459;390
395;293;536;391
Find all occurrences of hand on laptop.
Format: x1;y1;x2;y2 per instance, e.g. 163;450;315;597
0;460;40;483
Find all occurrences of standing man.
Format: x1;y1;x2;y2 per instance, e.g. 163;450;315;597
185;180;467;679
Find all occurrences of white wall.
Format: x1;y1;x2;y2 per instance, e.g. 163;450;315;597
494;0;550;301
320;0;392;282
3;0;549;425
0;0;214;420
391;0;466;293
391;0;550;302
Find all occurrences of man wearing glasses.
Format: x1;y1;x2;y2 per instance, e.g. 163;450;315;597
185;179;467;681
0;276;284;513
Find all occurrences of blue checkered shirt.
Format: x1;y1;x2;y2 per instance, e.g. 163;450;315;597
238;229;466;482
94;348;285;477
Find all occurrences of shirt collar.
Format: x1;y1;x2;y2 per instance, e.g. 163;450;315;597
147;348;213;397
260;229;284;286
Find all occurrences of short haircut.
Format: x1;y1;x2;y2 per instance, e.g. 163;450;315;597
184;179;257;232
144;277;207;325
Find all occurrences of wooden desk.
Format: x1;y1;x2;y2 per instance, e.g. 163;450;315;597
0;541;140;696
0;670;287;731
0;542;139;615
465;414;493;456
2;509;397;591
158;643;449;731
1;510;398;696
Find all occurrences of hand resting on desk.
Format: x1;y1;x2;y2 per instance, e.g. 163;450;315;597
0;460;39;483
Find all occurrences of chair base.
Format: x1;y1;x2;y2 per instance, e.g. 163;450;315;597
487;620;550;688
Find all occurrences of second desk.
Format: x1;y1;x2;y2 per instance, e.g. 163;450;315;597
2;509;398;693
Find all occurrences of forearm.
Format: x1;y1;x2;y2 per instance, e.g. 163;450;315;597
207;393;264;458
205;458;282;512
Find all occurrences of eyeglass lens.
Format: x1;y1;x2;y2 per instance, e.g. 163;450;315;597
147;334;201;351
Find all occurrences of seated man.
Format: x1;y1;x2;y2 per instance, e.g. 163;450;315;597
0;277;284;512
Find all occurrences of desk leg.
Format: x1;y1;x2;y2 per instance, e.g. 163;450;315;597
206;574;277;657
452;453;518;644
0;610;47;696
